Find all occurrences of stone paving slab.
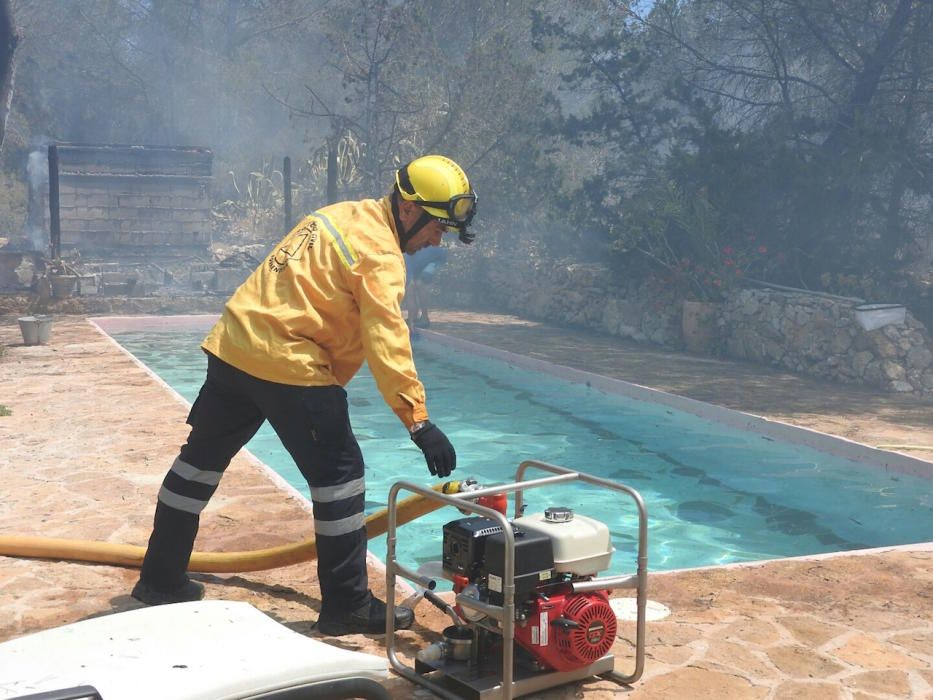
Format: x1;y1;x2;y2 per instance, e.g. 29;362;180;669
0;312;931;699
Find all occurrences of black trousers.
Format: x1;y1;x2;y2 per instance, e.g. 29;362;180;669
139;352;369;616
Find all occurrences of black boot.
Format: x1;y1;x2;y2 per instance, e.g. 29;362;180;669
131;578;204;606
316;594;414;636
134;501;202;605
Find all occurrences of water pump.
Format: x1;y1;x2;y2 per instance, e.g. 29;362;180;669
440;506;617;673
385;461;649;700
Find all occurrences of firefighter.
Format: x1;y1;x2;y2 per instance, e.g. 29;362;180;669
405;244;449;331
131;155;477;636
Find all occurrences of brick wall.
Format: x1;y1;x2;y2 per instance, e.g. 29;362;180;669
48;144;213;251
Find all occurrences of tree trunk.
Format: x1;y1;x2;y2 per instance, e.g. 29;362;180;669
822;0;913;155
0;0;18;152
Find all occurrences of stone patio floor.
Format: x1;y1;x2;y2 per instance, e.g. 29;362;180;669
0;310;931;699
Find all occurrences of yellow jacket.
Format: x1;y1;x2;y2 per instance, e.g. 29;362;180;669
201;196;428;427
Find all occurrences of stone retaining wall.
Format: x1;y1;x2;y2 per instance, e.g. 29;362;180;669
436;251;684;345
435;250;933;398
723;289;933;396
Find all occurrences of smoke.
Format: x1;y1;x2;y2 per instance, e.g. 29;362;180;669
25;144;48;252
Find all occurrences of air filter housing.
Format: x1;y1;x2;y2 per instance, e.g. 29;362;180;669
513;508;614;576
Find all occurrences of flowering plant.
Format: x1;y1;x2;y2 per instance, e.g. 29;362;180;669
616;182;780;302
670;234;779;302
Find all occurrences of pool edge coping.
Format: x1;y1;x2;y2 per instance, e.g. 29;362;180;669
648;539;933;577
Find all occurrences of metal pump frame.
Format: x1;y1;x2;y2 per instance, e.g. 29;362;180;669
385;460;648;700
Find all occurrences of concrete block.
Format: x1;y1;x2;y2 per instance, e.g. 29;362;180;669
76;275;99;296
174;209;209;222
190;270;214;290
213;267;250;293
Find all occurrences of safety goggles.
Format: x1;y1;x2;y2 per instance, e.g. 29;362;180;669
417;192;477;229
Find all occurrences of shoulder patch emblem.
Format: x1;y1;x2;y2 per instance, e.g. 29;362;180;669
268;220;318;272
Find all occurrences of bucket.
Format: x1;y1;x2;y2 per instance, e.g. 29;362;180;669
854;303;906;332
17;315;53;346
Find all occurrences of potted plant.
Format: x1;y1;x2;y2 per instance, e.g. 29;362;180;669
46;259;79;299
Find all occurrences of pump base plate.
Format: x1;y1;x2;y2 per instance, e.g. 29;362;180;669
413;653;616;699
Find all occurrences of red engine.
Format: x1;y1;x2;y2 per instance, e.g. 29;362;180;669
513;588;617;671
440;509;618;673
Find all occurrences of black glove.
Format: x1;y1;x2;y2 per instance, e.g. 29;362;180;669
411;421;456;478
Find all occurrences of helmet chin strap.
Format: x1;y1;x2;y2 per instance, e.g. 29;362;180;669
392;191;434;250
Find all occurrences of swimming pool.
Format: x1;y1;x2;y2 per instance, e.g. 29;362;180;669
108;324;933;576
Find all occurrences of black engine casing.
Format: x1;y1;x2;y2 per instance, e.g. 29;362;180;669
442;517;555;605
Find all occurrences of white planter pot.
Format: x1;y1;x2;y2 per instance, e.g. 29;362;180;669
854;303;906;331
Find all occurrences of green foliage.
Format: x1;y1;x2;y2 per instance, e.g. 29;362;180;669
532;0;933;300
616;180;775;301
0;404;10;417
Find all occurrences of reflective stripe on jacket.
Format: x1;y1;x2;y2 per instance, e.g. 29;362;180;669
201;196;428;427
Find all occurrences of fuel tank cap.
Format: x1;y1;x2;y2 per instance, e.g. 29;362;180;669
544;506;574;523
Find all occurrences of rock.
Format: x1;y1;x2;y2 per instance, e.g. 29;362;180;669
834;633;926;670
863;361;883;384
853;351;874;376
906;346;933;371
766;644;845;678
842;670;912;697
867;333;901;360
830;330;852;354
882;361;906;381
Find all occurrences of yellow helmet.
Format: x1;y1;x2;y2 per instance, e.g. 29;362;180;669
396;155;477;243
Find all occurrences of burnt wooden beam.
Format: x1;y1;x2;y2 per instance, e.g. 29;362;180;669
48;145;60;260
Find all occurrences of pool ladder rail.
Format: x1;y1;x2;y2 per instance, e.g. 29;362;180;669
384;459;649;700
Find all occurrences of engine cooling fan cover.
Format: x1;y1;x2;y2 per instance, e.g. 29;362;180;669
555;593;617;666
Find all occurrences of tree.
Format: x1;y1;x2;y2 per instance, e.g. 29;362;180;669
0;0;17;151
272;0;560;246
534;0;933;294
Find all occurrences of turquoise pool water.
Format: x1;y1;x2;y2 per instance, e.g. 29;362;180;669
113;329;933;575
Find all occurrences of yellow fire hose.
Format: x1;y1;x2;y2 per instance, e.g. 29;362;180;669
0;482;455;573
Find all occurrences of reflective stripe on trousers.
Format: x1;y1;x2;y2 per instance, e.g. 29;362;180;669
141;352;370;612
